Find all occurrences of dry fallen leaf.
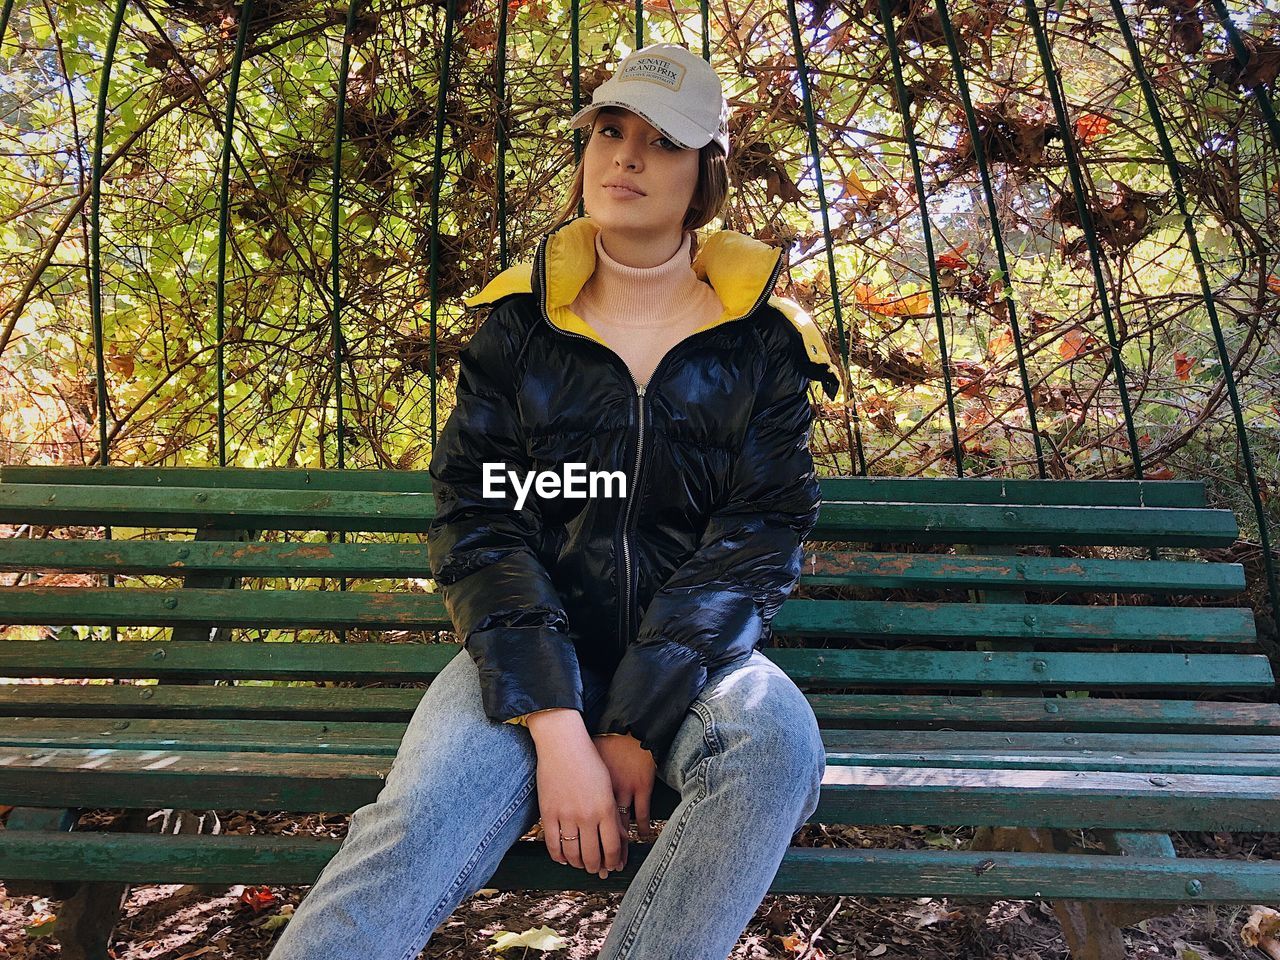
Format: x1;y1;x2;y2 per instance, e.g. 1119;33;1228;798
488;924;570;952
1242;906;1280;960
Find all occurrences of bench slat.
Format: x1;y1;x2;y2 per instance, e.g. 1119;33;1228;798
0;466;1210;507
0;641;1270;689
818;765;1280;830
6;834;1279;901
777;601;1257;645
2;718;1277;774
808;695;1280;732
3;685;1275;731
3;541;1247;596
0;748;1275;829
822;751;1280;776
5;717;1279;754
802;550;1245;595
825;729;1280;752
0;590;1259;648
0;484;1240;545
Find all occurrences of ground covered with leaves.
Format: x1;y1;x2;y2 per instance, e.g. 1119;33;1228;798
3;814;1275;959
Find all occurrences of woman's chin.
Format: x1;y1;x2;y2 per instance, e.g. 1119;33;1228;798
584;205;662;231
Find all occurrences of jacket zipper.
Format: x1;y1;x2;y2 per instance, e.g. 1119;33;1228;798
534;238;641;659
616;249;782;650
532;235;784;660
618;375;645;654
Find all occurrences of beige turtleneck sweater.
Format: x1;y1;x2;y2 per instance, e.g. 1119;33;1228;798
569;229;726;389
503;228;726;734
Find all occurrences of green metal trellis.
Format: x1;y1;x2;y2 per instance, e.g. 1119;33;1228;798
0;0;1275;638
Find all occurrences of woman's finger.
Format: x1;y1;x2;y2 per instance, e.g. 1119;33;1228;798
557;820;585;870
634;786;654;841
583;820;606;877
596;810;624;878
543;818;562;864
614;796;631;870
544;818;567;866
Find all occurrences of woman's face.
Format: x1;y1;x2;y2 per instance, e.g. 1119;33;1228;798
581;107;700;235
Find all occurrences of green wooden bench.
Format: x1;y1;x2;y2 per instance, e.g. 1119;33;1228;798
1;465;1277;960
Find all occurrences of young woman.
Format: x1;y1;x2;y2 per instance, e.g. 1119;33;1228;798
268;41;841;960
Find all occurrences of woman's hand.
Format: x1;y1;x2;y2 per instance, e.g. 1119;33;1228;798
528;711;627;879
593;734;657;847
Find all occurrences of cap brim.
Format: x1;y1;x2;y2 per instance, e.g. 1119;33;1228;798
568;103;604;129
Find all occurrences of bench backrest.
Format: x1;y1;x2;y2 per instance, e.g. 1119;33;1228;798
0;466;1273;741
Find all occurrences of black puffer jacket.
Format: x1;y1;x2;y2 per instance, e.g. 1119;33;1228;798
428;215;841;768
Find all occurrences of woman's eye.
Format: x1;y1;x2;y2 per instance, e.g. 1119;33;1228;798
600;125;678;150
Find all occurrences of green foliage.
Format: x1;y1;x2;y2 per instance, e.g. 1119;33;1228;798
0;0;1274;513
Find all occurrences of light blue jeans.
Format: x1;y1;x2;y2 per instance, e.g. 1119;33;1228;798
266;645;825;960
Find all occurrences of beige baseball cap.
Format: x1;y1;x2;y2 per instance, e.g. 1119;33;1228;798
568;42;731;158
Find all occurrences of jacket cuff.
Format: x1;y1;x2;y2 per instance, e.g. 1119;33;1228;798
504;707;572;727
592;639;710;768
466;624;586;724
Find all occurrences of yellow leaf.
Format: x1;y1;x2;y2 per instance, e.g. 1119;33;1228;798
489;925;570;952
842;167;879;203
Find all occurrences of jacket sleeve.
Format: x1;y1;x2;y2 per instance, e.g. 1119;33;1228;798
591;326;822;765
428;301;587;725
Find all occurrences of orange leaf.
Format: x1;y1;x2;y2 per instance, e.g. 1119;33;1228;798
935;241;970;271
239;885;276;912
862;392;896;418
1267;274;1280;296
108;353;135;378
1146;465;1176;480
1074;113;1111;145
987;329;1014;357
1174;351;1196;381
854;284;930;316
459;19;498;49
1058;327;1090;360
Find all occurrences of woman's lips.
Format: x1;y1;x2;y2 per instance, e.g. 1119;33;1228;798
604;185;645;199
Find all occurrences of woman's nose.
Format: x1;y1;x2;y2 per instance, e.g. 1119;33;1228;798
613;147;642;170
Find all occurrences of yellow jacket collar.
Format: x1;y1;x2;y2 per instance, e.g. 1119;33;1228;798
462;216;842;398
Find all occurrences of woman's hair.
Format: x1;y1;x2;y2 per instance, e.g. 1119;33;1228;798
543;114;730;261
